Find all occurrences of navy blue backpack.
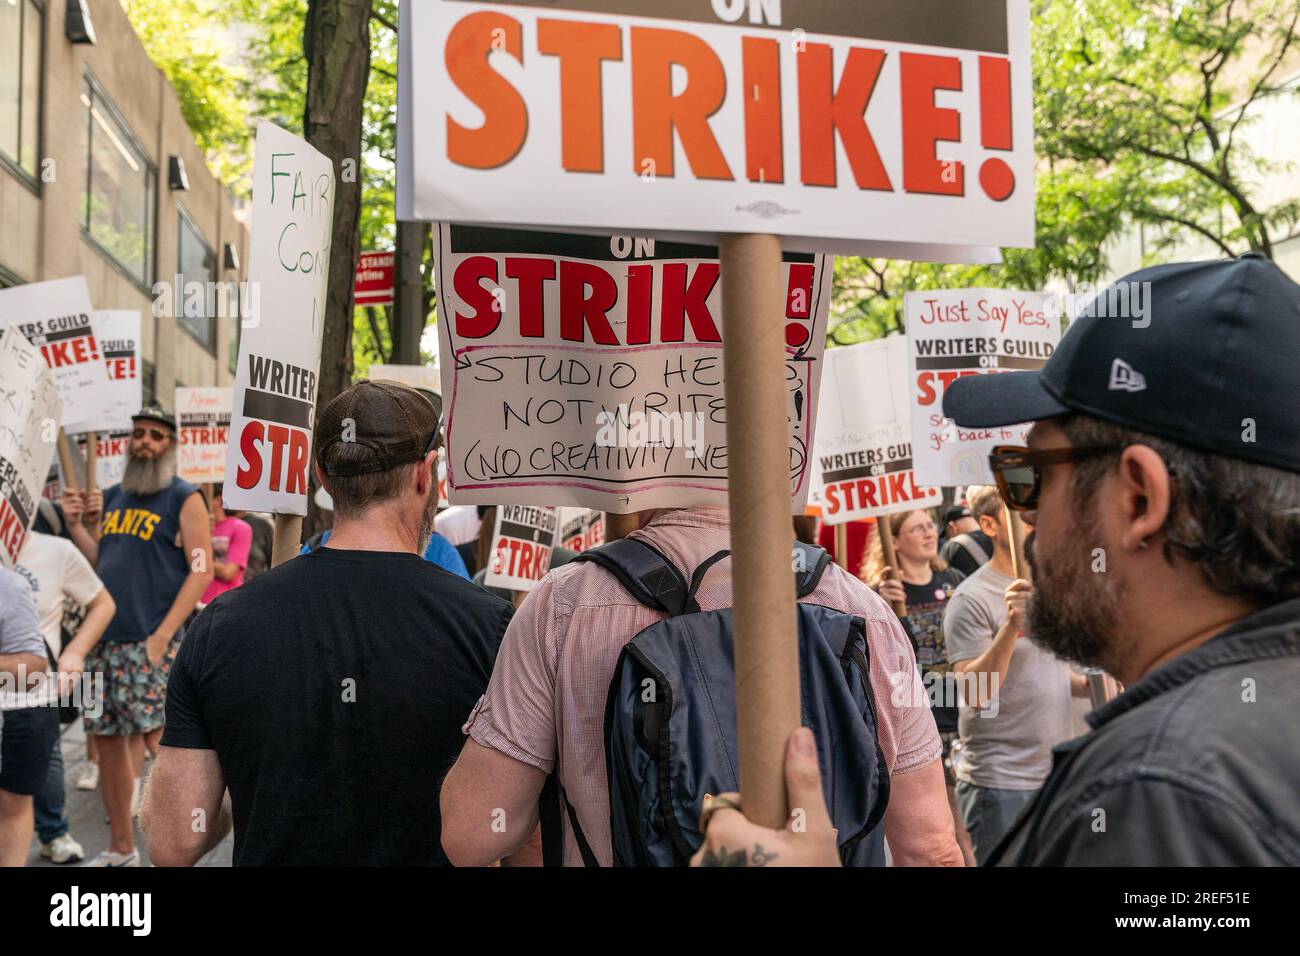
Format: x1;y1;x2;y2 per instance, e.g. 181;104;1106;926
558;538;890;866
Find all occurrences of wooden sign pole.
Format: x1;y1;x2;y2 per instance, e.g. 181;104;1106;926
271;515;302;568
56;430;79;493
720;233;800;830
1004;504;1028;580
876;518;909;618
833;523;847;569
84;432;98;494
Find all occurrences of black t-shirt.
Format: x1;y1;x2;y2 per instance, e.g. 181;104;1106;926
161;546;514;866
901;568;965;733
941;530;994;576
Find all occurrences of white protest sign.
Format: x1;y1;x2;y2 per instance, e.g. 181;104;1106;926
0;277;114;432
0;326;63;568
369;363;441;393
557;506;605;553
71;311;142;434
814;336;942;524
484;504;558;591
399;1;1031;259
436;224;829;513
177;387;233;484
59;432;130;493
224;122;335;515
906;289;1060;485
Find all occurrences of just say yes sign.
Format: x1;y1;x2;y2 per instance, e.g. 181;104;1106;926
399;1;1032;257
177;387;233;485
224;122;335;515
436;224;830;513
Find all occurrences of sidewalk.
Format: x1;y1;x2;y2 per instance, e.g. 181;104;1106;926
26;719;233;867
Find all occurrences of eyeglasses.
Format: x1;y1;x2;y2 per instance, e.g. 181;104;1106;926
900;521;937;536
132;426;169;442
988;444;1120;511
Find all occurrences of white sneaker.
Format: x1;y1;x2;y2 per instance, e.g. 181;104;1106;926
75;762;99;791
40;834;86;864
84;849;139;867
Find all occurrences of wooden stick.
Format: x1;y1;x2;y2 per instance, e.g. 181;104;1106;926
84;431;98;493
57;430;79;493
1005;503;1028;580
877;518;909;618
720;233;800;830
833;522;847;569
271;514;302;568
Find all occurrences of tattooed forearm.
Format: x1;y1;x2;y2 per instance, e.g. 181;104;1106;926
699;844;779;867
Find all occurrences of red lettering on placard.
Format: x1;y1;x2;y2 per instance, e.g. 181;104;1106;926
504;257;557;338
453;256;502;338
660;263;721;343
235;421;263;489
901;53;965;196
559;261;619;344
798;45;891;190
538;19;623;173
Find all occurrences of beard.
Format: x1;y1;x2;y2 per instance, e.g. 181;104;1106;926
415;487;439;556
1027;510;1126;671
121;443;177;496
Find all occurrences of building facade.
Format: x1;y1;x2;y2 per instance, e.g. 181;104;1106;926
0;0;249;408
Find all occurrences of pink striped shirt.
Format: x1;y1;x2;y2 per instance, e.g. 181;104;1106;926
464;507;940;866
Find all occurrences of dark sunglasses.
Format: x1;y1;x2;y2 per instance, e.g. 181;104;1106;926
132;426;170;442
988;444;1119;511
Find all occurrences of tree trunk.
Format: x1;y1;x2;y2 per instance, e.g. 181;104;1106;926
302;0;373;539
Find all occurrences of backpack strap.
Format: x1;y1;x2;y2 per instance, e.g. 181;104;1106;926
561;788;601;867
794;542;833;598
954;532;990;567
571;538;692;617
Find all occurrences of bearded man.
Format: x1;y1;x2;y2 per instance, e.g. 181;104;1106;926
84;406;213;867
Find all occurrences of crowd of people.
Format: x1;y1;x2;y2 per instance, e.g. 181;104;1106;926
0;254;1296;868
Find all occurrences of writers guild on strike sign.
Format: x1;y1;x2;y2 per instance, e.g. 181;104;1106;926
232;355;318;497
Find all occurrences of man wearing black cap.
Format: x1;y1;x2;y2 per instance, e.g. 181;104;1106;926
83;406;213;867
692;254;1300;866
939;504;992;576
142;382;515;866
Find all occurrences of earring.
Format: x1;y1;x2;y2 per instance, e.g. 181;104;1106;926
1138;539;1149;549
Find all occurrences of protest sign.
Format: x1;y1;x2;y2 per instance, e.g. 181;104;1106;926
224;122;335;516
58;432;130;493
177;388;233;484
368;364;440;393
70;311;142;434
398;1;1031;259
0;326;63;568
557;506;605;553
814;336;942;524
484;504;558;591
355;251;396;307
436;224;830;513
0;277;114;432
906;289;1060;485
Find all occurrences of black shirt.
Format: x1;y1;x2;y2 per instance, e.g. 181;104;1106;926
161;546;514;866
901;568;965;733
987;597;1300;866
940;531;993;577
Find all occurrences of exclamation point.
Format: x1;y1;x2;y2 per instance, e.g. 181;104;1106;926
978;57;1016;202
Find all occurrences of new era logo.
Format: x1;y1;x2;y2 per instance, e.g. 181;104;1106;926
1108;358;1147;393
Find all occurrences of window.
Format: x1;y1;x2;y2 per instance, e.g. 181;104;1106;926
142;360;156;406
177;206;216;351
0;0;43;182
81;73;155;288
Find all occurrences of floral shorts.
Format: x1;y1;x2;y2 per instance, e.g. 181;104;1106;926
83;632;183;738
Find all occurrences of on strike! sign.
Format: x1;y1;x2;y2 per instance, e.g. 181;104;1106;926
399;1;1032;258
177;387;233;484
812;336;941;524
558;506;605;552
355;251;395;307
225;122;335;515
0;326;62;568
436;224;829;512
0;277;115;432
73;310;142;434
906;289;1060;485
484;504;558;591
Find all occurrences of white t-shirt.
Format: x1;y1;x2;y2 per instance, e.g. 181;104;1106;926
3;532;104;710
434;505;481;547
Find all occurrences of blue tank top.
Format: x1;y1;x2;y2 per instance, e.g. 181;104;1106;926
98;477;200;643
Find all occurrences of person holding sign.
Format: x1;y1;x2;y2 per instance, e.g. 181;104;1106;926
83;407;213;868
142;383;514;866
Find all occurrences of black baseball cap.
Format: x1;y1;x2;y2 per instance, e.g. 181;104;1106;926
132;406;176;432
943;253;1300;474
942;505;973;526
315;381;442;478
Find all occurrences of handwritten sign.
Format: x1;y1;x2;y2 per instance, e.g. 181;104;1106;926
176;387;233;484
484;504;558;591
398;1;1031;259
436;224;829;513
906;289;1060;485
0;277;114;432
813;336;942;523
0;326;63;568
224;122;335;515
71;310;142;434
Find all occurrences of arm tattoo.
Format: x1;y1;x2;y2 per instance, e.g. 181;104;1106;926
699;844;779;867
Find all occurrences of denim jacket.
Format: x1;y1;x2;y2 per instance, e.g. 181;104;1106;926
987;597;1300;866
